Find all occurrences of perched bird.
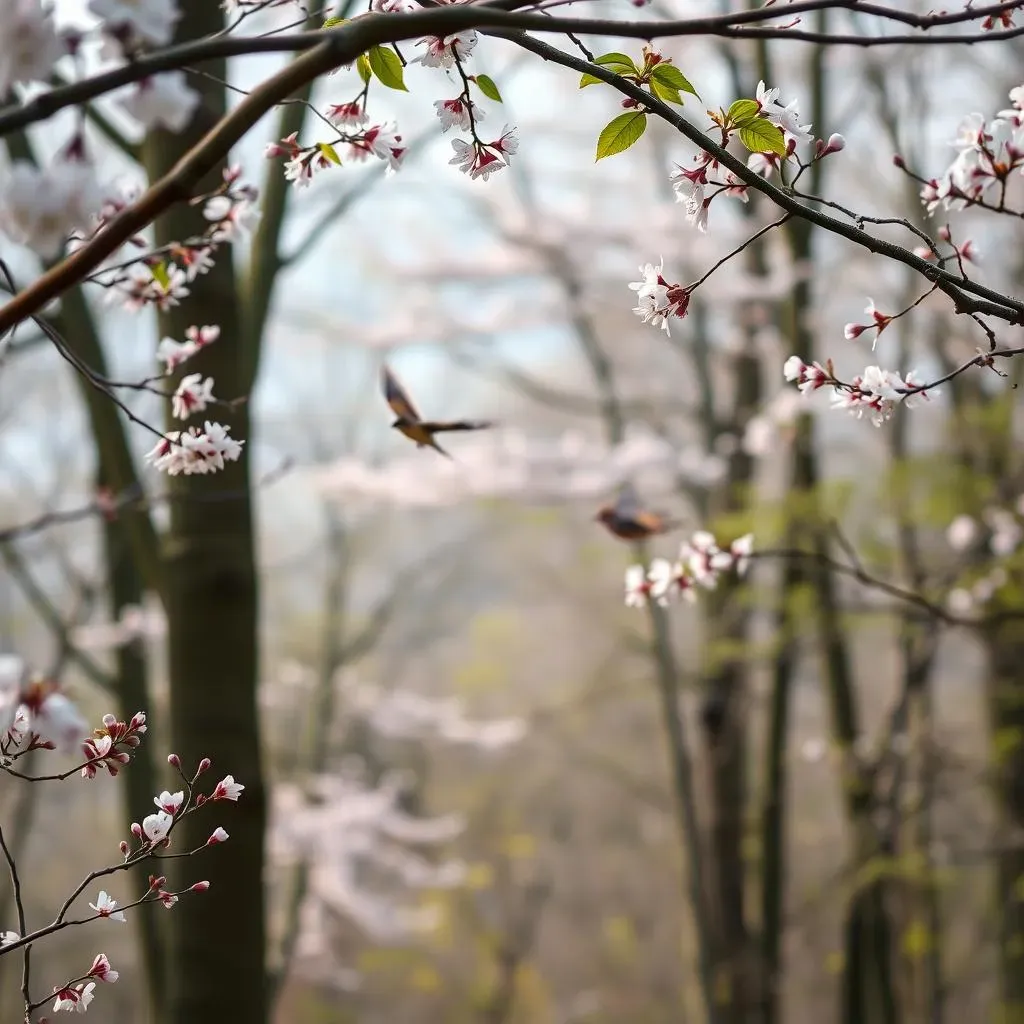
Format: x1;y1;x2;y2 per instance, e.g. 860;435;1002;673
381;363;495;459
595;483;683;541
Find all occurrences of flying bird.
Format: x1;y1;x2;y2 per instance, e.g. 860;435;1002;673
381;363;495;459
595;482;684;541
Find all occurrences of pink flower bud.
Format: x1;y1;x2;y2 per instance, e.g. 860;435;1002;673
197;757;211;775
130;822;143;839
938;224;951;242
167;753;181;768
206;827;229;846
190;881;211;892
102;714;116;728
892;154;905;168
119;841;129;857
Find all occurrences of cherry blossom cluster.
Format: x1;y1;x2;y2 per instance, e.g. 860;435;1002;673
88;166;260;312
945;503;1024;616
143;321;243;475
0;1;226;266
909;85;1024;215
670;80;843;233
0;647;243;1018
81;712;149;778
144;420;245;476
264;15;520;187
625;80;841;335
782;355;935;427
268;122;407;186
624;531;754;608
0;655;88;756
628;259;691;335
49;952;119;1015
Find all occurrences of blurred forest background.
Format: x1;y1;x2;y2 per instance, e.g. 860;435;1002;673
2;1;1024;1023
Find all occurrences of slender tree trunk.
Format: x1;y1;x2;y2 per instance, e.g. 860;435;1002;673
143;4;266;1022
985;619;1024;1024
699;338;761;1024
97;466;165;1022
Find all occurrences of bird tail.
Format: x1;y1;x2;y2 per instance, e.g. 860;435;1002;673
424;438;453;459
420;420;496;434
658;518;686;533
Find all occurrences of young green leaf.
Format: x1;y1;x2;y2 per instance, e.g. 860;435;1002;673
580;54;640;89
317;142;342;165
356;54;372;84
727;98;760;127
151;262;170;289
649;78;683;105
593;52;640;74
738;119;786;157
650;64;699;101
322;15;345;27
473;74;503;102
595;111;647;161
367;45;407;91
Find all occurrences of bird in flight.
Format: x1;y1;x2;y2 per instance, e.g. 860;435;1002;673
595;482;684;541
381;363;495;459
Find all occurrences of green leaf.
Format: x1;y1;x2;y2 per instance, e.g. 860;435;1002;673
650;63;699;100
595;111;647;161
593;51;640;73
580;51;639;86
649;78;683;105
727;98;760;127
322;15;346;27
356;54;372;84
738;118;787;157
473;74;502;102
151;262;169;289
367;45;407;91
317;142;342;165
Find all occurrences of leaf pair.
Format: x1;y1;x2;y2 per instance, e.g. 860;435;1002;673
726;99;786;157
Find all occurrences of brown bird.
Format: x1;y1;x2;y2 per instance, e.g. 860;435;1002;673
595;483;683;541
381;363;495;459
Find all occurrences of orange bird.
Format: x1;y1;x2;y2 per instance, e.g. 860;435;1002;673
381;363;495;459
595;483;684;541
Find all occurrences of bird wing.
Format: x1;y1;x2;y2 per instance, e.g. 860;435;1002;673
381;364;422;422
613;481;643;518
631;510;668;533
418;420;496;434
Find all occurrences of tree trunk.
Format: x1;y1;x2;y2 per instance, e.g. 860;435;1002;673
142;3;266;1022
986;618;1024;1024
97;465;165;1023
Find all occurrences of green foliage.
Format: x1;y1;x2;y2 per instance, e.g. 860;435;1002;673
992;726;1024;766
367;45;407;91
356;53;372;84
150;261;170;288
727;98;759;124
472;74;503;102
880;454;995;527
649;63;698;104
738;119;786;156
595;112;647;160
579;52;640;88
316;142;341;166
